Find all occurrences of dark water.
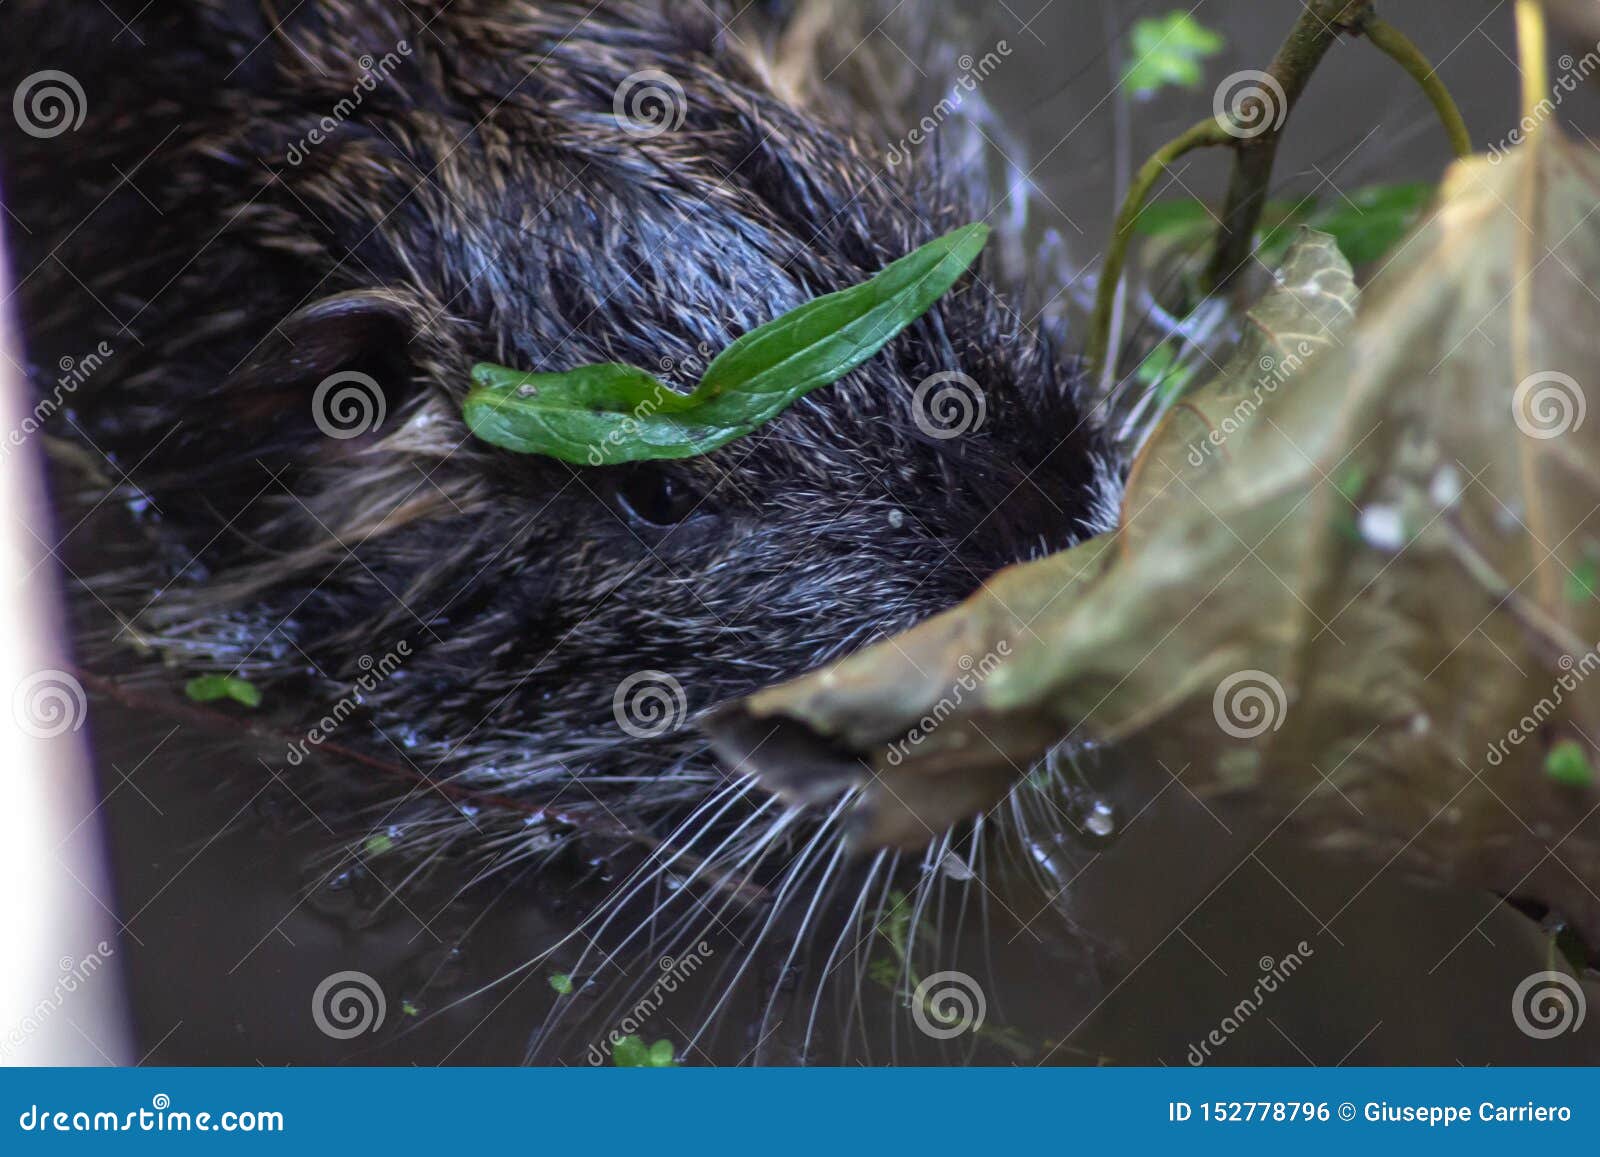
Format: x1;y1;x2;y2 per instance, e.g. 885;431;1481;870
67;0;1600;1065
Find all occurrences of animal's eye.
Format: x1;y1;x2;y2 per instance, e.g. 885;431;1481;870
611;467;701;528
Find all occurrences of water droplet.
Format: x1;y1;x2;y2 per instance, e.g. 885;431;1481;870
887;509;905;529
1084;800;1116;838
939;850;974;880
1358;504;1405;552
1429;465;1463;508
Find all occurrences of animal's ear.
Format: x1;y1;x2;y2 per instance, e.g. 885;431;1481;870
225;291;415;393
221;291;422;454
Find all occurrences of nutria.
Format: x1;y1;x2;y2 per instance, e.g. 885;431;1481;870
1;0;1121;1061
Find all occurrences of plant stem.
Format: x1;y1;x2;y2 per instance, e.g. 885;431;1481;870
1087;116;1232;380
1202;0;1374;291
1516;0;1551;126
1360;16;1472;158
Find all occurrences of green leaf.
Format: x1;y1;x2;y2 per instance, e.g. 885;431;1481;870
612;1036;649;1066
1133;184;1432;276
611;1034;677;1066
461;224;990;464
1302;183;1434;266
184;674;261;708
548;972;573;995
1124;12;1225;96
1545;740;1596;788
1566;554;1600;603
1134;341;1198;406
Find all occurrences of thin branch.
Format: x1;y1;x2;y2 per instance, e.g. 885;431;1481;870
1087;116;1232;379
1202;0;1375;291
1360;16;1473;158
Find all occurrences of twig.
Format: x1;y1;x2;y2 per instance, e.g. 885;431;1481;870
1087;116;1233;378
1359;16;1473;158
1202;0;1375;291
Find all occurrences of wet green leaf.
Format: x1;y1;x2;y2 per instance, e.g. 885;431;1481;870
1124;13;1225;95
184;674;261;708
463;224;990;464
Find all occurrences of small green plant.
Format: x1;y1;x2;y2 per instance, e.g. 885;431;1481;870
1133;340;1199;407
184;674;261;708
866;890;1033;1060
611;1035;676;1067
1123;12;1225;96
463;224;988;465
1564;552;1599;603
1545;740;1596;789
